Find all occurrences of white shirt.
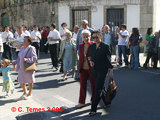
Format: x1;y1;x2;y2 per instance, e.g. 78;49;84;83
0;34;4;52
0;31;3;35
23;30;31;37
1;31;14;43
72;32;78;40
47;29;61;44
59;28;69;40
118;30;129;46
31;31;41;43
14;31;18;38
16;33;27;51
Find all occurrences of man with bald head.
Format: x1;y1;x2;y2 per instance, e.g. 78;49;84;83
76;20;93;51
75;20;93;80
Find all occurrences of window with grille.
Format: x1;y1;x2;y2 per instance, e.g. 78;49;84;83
72;9;89;28
107;8;124;31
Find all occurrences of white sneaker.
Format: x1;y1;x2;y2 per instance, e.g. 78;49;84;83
24;95;32;100
75;103;85;109
20;94;27;100
4;93;10;98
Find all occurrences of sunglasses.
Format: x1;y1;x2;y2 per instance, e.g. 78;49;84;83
92;36;99;39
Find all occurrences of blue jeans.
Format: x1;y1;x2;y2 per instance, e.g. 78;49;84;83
130;45;140;69
118;45;128;65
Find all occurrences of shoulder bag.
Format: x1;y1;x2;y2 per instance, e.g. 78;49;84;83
24;48;37;72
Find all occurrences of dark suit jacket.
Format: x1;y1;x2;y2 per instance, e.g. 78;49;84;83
89;42;113;73
78;41;94;73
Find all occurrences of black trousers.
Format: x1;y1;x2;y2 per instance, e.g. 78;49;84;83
43;38;48;54
2;43;12;60
31;42;40;58
91;70;108;112
41;38;48;53
144;51;158;68
49;44;58;67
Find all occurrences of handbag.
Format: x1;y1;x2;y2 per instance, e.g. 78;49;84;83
102;79;117;106
24;48;37;72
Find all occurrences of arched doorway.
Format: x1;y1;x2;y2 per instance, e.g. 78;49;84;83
1;13;10;27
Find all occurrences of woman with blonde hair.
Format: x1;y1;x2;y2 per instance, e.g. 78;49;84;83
59;31;76;80
75;29;95;109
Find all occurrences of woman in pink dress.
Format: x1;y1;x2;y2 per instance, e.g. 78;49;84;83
14;36;37;100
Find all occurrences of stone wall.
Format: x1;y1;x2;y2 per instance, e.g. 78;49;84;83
139;0;154;49
0;0;58;27
139;0;154;37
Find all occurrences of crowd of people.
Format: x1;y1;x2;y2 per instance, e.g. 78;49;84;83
0;19;160;116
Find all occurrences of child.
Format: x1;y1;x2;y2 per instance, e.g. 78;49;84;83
0;59;15;98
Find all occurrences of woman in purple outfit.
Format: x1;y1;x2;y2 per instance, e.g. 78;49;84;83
14;36;37;100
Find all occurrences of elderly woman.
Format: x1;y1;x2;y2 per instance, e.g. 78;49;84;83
88;30;113;116
59;31;76;80
14;36;37;100
75;30;95;109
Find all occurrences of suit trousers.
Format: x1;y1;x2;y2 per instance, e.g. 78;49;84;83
49;44;59;67
79;69;95;104
2;43;12;60
31;42;40;58
144;51;158;68
91;70;107;112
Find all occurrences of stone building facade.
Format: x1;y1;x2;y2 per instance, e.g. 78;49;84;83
0;0;160;37
58;0;160;35
0;0;58;27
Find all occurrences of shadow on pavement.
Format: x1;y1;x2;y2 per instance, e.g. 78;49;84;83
34;79;78;90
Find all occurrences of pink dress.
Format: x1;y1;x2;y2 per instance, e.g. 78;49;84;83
16;45;37;83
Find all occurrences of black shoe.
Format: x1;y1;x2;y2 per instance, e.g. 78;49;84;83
59;68;63;73
143;64;147;69
75;78;80;80
89;111;96;117
14;79;18;82
55;67;58;71
153;67;158;69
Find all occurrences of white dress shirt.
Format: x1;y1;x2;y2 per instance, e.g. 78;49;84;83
16;33;27;51
47;29;61;44
1;31;14;43
0;34;4;52
72;32;78;40
24;30;31;37
118;30;129;46
59;28;69;40
31;31;41;43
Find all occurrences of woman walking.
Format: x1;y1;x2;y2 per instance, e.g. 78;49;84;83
88;30;113;116
14;36;37;100
75;30;95;108
59;31;76;80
